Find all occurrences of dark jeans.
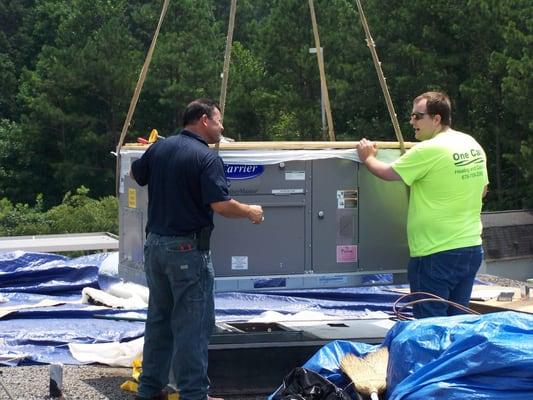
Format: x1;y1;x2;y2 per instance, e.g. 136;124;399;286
138;233;215;400
408;245;483;318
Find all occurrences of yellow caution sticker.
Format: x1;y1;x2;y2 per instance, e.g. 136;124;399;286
128;188;137;208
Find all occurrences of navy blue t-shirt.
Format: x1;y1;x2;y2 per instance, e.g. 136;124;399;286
131;129;230;236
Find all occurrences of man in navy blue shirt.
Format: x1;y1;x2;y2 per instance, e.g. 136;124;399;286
131;98;263;400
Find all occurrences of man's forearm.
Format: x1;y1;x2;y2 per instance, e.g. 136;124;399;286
211;199;252;218
363;156;402;181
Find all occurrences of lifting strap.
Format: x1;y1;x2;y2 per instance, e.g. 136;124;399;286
354;0;405;154
215;0;238;154
308;0;335;141
219;0;237;122
115;0;170;195
217;0;337;142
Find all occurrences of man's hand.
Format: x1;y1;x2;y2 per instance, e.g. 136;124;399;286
356;138;378;163
211;200;264;222
248;205;264;224
356;138;402;181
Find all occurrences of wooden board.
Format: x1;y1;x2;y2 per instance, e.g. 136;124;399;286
469;286;533;314
123;140;415;151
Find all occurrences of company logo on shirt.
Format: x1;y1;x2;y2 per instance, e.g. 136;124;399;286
453;148;485;180
225;164;264;180
452;149;484;167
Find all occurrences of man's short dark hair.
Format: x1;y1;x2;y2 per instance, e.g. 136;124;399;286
414;91;452;126
182;98;220;127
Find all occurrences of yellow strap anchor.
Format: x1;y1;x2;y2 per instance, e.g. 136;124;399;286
148;129;164;143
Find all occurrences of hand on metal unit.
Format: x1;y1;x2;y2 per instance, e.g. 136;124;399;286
356;138;378;162
248;205;264;224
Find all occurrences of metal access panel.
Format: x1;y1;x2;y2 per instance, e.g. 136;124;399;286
119;173;148;285
311;158;359;273
358;166;409;271
211;161;311;278
212;194;307;277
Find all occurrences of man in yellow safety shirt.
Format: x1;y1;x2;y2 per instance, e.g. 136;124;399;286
357;91;488;318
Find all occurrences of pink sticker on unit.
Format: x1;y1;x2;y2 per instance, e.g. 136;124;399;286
336;245;357;263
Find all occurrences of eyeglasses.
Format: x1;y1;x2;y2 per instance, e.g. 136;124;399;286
410;112;429;120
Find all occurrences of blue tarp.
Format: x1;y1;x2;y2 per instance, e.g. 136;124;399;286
0;251;407;366
4;251;532;399
274;312;533;399
383;311;533;400
214;285;404;321
0;251;101;294
0;252;147;366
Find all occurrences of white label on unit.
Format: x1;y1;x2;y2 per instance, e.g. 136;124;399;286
119;156;133;194
337;190;348;209
231;256;249;270
272;188;304;195
337;189;358;209
285;171;305;180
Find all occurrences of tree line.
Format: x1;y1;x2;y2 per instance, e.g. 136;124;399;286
0;0;531;210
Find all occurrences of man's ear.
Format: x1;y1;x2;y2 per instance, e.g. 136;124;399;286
201;113;209;126
433;113;442;125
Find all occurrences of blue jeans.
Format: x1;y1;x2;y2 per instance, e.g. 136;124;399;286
408;245;483;318
138;233;215;400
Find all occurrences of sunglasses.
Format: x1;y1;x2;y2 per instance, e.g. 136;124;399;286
410;112;429;120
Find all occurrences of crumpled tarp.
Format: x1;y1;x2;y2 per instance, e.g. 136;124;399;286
0;251;146;365
383;311;533;400
0;317;146;365
0;251;101;294
0;251;409;319
0;251;408;366
214;285;404;322
272;311;533;399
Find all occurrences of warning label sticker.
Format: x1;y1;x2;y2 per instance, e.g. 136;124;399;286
336;245;357;263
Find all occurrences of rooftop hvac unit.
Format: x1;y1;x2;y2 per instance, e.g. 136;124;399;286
118;143;409;291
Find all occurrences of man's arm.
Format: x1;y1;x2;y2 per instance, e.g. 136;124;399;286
357;138;402;181
211;199;264;224
363;156;402;181
130;156;149;186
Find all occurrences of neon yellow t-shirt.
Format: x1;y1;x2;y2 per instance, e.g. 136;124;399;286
391;130;488;257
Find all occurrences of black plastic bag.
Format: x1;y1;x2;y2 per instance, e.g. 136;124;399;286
272;367;360;400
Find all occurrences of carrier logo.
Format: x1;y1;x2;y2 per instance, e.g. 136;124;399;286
224;164;264;180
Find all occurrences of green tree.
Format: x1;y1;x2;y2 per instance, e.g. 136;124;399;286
0;119;46;203
17;0;143;203
11;0;226;205
46;186;118;234
499;0;533;208
134;0;224;136
0;187;118;236
458;0;532;209
0;0;28;120
0;0;531;212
